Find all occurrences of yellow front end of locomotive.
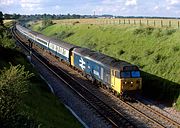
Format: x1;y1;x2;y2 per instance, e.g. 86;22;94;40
111;68;142;95
121;78;142;92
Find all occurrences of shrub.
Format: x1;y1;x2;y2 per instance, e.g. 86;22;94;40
56;31;74;40
0;26;15;49
172;46;179;52
130;55;139;61
145;27;154;35
0;37;15;49
118;49;125;55
153;28;162;38
133;27;154;35
163;29;176;36
0;64;34;127
72;21;80;25
87;42;97;49
153;54;166;64
144;50;154;56
40;19;54;30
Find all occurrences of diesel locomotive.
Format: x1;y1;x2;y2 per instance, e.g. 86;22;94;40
16;24;142;96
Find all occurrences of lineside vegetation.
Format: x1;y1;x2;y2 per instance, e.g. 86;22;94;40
0;18;82;127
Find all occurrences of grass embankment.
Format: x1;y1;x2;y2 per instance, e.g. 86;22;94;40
31;21;180;110
0;22;82;127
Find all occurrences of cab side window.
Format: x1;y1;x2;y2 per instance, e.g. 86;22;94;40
112;70;115;76
115;71;120;78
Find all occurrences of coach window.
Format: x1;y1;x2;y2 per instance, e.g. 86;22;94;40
63;49;66;54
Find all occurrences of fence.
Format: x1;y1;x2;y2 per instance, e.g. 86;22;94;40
53;18;180;29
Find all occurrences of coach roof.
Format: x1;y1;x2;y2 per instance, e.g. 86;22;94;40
50;38;77;50
36;33;51;42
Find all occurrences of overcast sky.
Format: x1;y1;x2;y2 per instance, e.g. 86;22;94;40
0;0;180;17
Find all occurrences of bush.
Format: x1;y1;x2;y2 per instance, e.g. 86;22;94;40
72;21;80;25
144;50;154;56
130;55;139;61
172;46;179;52
55;31;74;40
0;26;15;49
40;19;54;30
153;54;166;64
0;37;15;49
118;49;125;55
153;28;162;38
133;27;154;35
162;29;176;36
86;42;97;49
0;64;34;127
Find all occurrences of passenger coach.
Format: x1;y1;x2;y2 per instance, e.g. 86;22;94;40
49;39;77;63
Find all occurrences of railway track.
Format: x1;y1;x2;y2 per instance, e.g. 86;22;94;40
120;98;180;128
12;27;136;128
130;97;180;128
12;27;180;128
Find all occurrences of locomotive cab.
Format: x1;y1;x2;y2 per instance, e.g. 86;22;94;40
111;66;142;96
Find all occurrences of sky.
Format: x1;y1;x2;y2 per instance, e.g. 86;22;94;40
0;0;180;17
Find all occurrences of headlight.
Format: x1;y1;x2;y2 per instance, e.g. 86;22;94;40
123;81;127;84
131;81;133;84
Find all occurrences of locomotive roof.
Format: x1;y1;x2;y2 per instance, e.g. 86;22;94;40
73;48;134;70
50;38;77;50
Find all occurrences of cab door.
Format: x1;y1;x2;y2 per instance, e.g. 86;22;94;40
111;70;121;94
111;69;115;87
114;71;121;93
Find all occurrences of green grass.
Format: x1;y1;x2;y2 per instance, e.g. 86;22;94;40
31;23;180;110
0;44;82;127
21;80;82;128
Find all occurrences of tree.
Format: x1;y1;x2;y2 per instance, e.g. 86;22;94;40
12;13;21;19
41;18;53;30
0;11;3;26
4;13;12;19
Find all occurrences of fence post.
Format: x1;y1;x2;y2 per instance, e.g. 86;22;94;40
154;20;155;27
124;19;125;24
161;20;163;27
147;20;149;26
169;21;171;27
178;21;179;28
119;19;121;24
140;20;142;26
134;20;136;25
